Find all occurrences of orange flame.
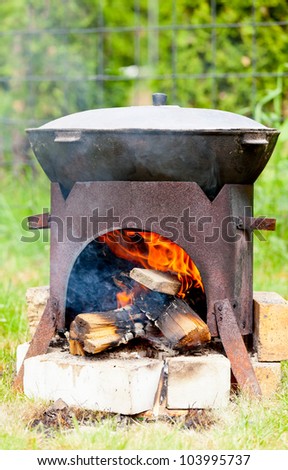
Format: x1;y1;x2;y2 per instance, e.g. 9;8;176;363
99;230;204;299
116;290;133;308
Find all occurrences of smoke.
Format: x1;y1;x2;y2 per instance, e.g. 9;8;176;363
65;239;139;328
65;232;207;329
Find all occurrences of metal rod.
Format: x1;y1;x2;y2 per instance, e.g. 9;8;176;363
2;71;288;84
251;0;258;113
210;0;217;108
2;20;288;37
214;298;262;397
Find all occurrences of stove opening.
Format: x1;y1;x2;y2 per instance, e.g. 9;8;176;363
65;230;208;354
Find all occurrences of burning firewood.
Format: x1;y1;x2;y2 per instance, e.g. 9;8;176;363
69;287;210;355
130;269;211;349
135;291;211;349
130;268;181;295
153;298;211;349
69;306;147;355
69;260;210;356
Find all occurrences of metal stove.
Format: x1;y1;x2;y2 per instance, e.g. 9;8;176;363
14;94;279;396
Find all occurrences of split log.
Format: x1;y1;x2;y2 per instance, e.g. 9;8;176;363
69;338;86;356
69;268;210;356
129;269;210;349
69;306;147;355
130;268;181;295
69;290;210;356
135;293;210;349
153;298;211;349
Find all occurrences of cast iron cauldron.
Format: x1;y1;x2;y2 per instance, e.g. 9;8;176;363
26;93;279;199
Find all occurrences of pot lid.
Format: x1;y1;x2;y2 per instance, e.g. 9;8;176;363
37;93;273;132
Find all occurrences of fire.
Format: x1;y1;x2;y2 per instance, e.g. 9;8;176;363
116;290;133;308
99;230;204;301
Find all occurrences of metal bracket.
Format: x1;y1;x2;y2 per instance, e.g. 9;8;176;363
236;216;276;232
214;299;262;397
28;212;51;230
13;296;58;392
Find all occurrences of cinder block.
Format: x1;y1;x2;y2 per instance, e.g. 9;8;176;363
16;342;30;373
23;350;163;415
16;342;54;373
167;354;231;409
251;357;282;397
253;291;288;361
26;286;49;336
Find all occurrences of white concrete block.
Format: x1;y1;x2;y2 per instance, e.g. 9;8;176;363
16;342;54;373
16;342;30;373
23;350;163;415
167;354;231;409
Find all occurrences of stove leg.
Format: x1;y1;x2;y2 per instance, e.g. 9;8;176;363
13;297;58;392
214;298;262;397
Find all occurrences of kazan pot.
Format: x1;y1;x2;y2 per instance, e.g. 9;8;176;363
26;94;279;199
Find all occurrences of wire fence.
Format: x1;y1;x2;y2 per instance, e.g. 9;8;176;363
0;0;287;170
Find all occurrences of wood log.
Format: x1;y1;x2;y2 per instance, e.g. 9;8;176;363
134;289;210;348
154;298;211;349
135;294;209;349
69;290;210;356
69;306;147;355
69;268;210;356
130;268;181;295
69;338;85;356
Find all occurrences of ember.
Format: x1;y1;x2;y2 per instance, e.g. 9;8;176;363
117;290;134;308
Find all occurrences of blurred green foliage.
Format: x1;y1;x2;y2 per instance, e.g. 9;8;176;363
254;120;288;295
0;1;287;296
1;0;288;168
0;2;287;449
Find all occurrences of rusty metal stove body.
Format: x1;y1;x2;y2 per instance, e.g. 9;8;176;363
14;95;279;395
50;181;253;338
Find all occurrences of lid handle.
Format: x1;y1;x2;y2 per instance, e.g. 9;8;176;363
152;93;167;106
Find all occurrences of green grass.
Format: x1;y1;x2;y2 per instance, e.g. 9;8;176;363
0;381;287;450
0;126;287;450
0;168;50;404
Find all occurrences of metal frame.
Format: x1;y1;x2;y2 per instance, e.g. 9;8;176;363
14;180;266;394
48;181;254;337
